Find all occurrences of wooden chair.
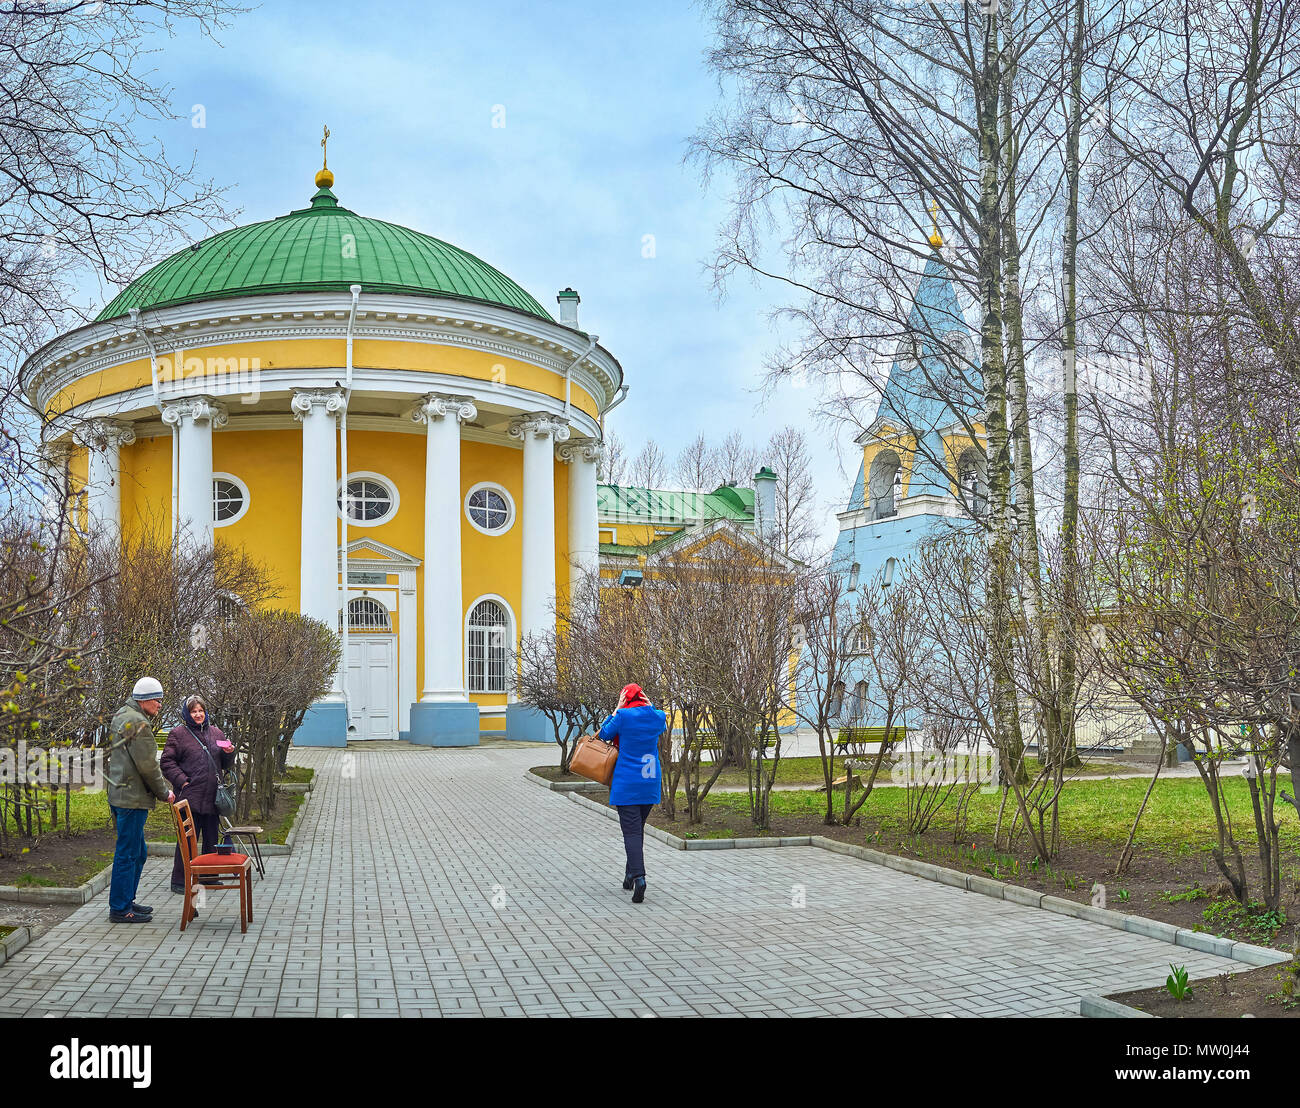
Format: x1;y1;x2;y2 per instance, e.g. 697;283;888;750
170;799;253;933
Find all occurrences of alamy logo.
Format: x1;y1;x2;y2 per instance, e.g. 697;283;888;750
49;1040;151;1088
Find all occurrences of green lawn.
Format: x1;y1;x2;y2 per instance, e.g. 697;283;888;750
22;787;304;847
700;775;1300;854
698;755;1125;791
279;765;316;785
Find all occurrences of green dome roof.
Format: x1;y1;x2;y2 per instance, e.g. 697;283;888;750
95;187;553;323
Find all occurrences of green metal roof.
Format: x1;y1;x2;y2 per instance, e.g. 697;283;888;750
95;186;553;323
596;482;755;525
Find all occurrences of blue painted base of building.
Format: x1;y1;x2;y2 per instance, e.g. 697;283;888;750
409;701;480;746
294;701;348;747
503;704;557;743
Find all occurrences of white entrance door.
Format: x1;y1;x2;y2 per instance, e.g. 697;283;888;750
345;635;397;740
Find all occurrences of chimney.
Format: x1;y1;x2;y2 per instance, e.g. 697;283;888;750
753;465;778;543
556;287;580;328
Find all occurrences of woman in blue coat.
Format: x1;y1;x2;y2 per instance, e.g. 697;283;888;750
598;683;666;904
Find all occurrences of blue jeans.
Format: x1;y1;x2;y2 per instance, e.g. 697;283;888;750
109;806;149;913
618;804;653;880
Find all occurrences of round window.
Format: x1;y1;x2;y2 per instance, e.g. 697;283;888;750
338;475;398;525
465;483;515;535
212;474;249;526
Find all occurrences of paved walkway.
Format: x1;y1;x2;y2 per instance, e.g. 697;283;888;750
0;744;1249;1017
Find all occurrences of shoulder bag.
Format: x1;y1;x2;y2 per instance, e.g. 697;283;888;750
193;730;237;819
569;733;618;786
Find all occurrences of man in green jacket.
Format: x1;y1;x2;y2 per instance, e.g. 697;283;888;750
107;676;174;924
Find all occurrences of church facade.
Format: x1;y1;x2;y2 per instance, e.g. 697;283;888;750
22;165;624;747
831;240;986;725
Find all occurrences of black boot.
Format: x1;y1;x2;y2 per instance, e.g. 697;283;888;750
622;876;634;891
632;877;646;904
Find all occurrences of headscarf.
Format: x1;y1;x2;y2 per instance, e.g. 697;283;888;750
618;683;650;709
181;694;209;737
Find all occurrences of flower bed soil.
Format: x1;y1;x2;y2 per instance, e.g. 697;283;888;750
1107;962;1300;1018
0;788;303;889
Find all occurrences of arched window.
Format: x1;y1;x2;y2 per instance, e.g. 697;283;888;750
868;450;902;520
467;598;509;693
849;680;868;722
346;597;391;632
830;681;846;717
848;562;861;592
214;592;244;626
958;448;988;517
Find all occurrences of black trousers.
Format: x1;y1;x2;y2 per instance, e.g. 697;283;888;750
171;808;220;886
618;804;653;880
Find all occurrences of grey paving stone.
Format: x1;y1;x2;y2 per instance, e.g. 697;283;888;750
0;743;1257;1017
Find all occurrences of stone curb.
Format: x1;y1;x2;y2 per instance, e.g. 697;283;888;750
524;769;602;794
0;863;111;906
557;791;1291;973
0;925;31;968
0;789;310;906
1079;995;1154;1019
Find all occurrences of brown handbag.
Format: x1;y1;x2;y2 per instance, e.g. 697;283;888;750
569;733;618;786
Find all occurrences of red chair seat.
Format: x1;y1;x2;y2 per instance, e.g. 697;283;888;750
192;852;249;866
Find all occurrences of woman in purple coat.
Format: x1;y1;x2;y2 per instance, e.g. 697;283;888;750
598;683;666;904
160;695;234;893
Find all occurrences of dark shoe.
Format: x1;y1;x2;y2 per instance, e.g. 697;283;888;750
108;910;149;924
199;877;220;886
131;902;153;916
632;877;646;904
170;883;185;894
622;876;634;891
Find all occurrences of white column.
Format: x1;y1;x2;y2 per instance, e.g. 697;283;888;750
510;413;570;641
38;440;72;532
161;397;226;548
77;420;136;538
411;393;477;701
557;437;604;598
291;388;346;628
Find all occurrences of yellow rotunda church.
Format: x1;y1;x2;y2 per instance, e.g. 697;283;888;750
22;163;624;747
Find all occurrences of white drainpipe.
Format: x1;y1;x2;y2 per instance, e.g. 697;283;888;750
129;308;175;536
600;383;630;437
339;285;361;717
562;334;599;423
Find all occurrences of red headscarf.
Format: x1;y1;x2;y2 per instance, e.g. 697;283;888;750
618;683;650;709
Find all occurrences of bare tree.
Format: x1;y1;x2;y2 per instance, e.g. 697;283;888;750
600;430;627;485
765;424;818;557
713;430;759;487
2;0;243;489
674;432;721;491
628;438;668;489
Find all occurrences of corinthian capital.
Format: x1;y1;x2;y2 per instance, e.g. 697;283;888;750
290;388;346;421
74;418;137;452
556;436;607;467
410;393;477;425
161;395;228;428
508;412;571;444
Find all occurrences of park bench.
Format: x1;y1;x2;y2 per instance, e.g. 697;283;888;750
833;725;906;755
697;731;778;754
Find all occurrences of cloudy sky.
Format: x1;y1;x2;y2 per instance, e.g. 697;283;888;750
127;0;859;540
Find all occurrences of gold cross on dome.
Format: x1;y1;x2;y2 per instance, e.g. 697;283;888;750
928;199;943;248
321;124;330;170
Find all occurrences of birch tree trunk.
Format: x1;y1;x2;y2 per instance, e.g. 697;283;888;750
1058;0;1085;770
976;7;1026;786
